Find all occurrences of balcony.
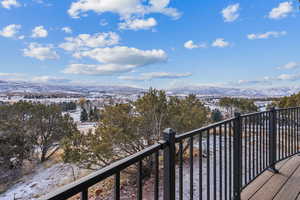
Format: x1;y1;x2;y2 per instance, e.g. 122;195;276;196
42;107;300;200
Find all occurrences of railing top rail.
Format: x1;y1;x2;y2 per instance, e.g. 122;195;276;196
240;107;300;118
175;106;300;141
42;142;166;200
274;106;300;112
175;117;235;142
240;110;269;118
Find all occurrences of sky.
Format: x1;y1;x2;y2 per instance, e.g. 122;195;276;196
0;0;299;89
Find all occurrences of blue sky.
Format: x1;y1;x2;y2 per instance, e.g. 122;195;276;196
0;0;299;89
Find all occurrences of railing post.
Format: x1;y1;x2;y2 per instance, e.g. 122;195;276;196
269;107;279;173
233;112;242;200
163;128;176;200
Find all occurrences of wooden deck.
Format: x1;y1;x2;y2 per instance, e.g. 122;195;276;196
241;155;300;200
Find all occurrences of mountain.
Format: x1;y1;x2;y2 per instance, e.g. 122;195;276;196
0;80;144;95
169;86;300;97
0;80;299;97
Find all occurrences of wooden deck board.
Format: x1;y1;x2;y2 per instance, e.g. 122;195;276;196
274;161;300;200
241;155;300;200
241;158;290;200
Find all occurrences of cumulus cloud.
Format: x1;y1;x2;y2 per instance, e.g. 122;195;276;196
235;72;300;86
184;40;206;49
31;26;48;38
268;1;293;19
119;17;157;30
68;0;181;20
64;46;167;75
18;35;25;40
276;73;300;81
1;0;20;9
63;63;138;75
73;46;167;65
277;62;299;70
236;80;262;85
61;27;72;34
119;72;192;81
212;38;230;48
31;76;71;84
23;43;59;60
0;72;24;77
0;24;21;38
59;32;120;51
247;31;287;40
221;3;240;22
100;19;108;26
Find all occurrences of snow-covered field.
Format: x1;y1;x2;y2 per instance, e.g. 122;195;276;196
0;163;90;200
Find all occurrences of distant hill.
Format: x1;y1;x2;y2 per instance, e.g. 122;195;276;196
0;80;299;97
168;86;300;97
0;80;144;96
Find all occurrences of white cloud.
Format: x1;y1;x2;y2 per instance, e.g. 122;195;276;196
18;35;25;40
221;3;240;22
62;27;72;34
277;62;299;70
119;17;157;30
236;80;262;85
1;0;20;9
31;26;48;38
31;76;70;83
33;0;44;4
184;40;206;49
247;31;287;40
68;0;181;20
73;46;167;65
100;19;108;26
64;46;167;75
268;1;293;19
23;43;59;60
277;73;300;81
0;24;21;38
59;32;120;51
63;63;137;75
119;72;192;81
0;72;24;77
237;72;300;85
212;38;230;48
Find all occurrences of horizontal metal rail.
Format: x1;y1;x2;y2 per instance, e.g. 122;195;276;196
42;142;166;200
42;107;300;200
175;118;235;141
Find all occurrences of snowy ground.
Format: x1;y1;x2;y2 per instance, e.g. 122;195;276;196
0;163;89;200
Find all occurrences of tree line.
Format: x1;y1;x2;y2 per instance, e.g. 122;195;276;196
62;89;211;171
269;92;300;108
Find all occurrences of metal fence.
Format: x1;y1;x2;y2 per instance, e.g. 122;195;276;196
42;107;300;200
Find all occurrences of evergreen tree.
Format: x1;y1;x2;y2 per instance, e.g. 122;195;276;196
211;109;223;122
80;108;88;122
31;104;78;162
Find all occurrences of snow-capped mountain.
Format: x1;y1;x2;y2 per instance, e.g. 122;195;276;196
0;80;144;95
0;80;299;97
169;86;300;97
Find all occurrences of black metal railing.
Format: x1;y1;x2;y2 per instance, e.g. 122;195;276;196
42;107;300;200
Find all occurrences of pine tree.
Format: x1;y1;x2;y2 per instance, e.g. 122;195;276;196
211;109;223;122
80;108;88;122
